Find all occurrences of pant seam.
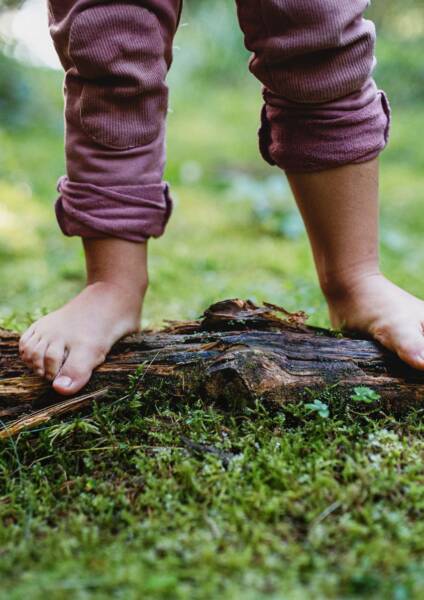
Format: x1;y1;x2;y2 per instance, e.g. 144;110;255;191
257;0;275;94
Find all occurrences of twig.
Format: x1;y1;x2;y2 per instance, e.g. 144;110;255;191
0;388;109;440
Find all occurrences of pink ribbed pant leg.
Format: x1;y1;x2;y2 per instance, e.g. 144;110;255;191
48;0;182;242
235;0;391;172
49;1;391;242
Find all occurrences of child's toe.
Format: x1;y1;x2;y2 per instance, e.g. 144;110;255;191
393;325;424;370
19;326;35;349
53;347;98;396
20;334;42;367
31;338;49;376
44;341;67;381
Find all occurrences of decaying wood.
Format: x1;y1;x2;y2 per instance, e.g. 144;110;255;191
0;388;109;439
1;298;424;438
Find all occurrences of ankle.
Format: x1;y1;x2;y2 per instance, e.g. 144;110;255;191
82;280;145;335
82;237;149;300
86;276;148;298
320;268;383;304
84;280;147;325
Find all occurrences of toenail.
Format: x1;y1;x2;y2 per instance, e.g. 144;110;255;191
54;376;72;388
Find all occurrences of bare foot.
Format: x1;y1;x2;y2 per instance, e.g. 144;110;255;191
326;273;424;369
19;281;144;395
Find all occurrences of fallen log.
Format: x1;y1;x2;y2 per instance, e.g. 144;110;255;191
1;298;424;438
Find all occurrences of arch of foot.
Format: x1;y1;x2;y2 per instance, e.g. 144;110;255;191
235;0;391;172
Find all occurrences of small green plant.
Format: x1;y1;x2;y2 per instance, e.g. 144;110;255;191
127;364;146;390
305;399;330;419
48;417;100;445
350;386;381;404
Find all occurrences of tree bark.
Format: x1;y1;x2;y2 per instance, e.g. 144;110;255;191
1;299;423;437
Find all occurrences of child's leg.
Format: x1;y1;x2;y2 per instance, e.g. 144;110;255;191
20;239;148;393
288;161;424;368
236;0;424;368
20;0;182;394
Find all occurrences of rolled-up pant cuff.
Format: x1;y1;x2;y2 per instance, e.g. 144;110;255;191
259;81;391;173
55;177;173;243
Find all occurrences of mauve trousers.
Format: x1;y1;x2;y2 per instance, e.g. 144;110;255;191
48;0;391;243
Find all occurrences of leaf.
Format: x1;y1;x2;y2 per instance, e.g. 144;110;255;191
305;400;330;419
350;386;381;404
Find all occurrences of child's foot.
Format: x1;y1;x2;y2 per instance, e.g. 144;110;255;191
326;273;424;369
19;281;144;395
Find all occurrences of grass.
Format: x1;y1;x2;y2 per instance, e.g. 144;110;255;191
0;43;424;599
0;395;423;599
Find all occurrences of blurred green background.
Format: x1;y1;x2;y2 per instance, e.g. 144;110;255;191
0;0;423;330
